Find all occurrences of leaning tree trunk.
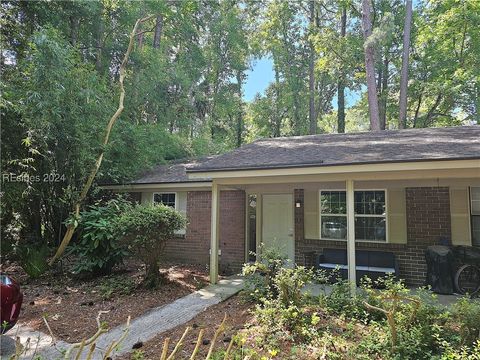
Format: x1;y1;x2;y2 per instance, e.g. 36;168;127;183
361;0;381;131
49;15;154;265
398;0;412;129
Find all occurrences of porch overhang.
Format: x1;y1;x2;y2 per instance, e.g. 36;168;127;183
203;158;479;288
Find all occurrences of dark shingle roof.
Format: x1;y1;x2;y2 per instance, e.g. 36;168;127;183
187;126;480;172
130;158;212;184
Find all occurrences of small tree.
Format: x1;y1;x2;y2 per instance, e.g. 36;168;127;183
115;204;186;288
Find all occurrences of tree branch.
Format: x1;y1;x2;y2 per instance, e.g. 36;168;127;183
49;15;154;265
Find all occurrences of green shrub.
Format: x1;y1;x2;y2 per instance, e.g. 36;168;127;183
116;204;186;288
15;243;50;278
242;245;287;302
451;297;480;345
274;266;314;307
99;276;136;300
361;278;451;359
70;197;131;277
319;276;374;322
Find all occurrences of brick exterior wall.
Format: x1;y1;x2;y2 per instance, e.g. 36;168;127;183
295;187;451;286
219;190;246;274
294;189;304;243
161;190;246;275
162;191;211;266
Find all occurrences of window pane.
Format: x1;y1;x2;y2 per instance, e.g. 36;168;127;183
154;193;176;208
321;191;346;214
354;190;385;215
321;216;347;240
471;187;480;201
355;217;386;241
472;216;480;247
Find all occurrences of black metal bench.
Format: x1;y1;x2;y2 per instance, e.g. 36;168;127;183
317;248;399;283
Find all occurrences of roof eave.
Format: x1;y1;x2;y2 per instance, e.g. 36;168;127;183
187;158;480;180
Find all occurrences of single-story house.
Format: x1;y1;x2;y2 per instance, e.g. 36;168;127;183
104;126;480;286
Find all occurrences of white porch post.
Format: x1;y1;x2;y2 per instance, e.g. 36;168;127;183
210;181;220;284
346;179;356;294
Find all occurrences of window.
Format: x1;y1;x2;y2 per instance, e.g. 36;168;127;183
320;191;347;240
153;193;176;208
354;190;386;241
471;187;480;246
319;190;387;242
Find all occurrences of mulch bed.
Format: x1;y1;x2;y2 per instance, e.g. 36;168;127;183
117;295;253;360
2;260;210;343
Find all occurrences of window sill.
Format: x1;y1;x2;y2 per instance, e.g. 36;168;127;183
318;238;388;244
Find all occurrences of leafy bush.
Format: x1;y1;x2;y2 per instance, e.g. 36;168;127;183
70;197;131;277
250;265;320;342
242;245;287;302
15;243;50;278
318;274;375;322
451;297;480;345
116;204;186;288
99;276;136;300
360;278;451;359
274;266;314;307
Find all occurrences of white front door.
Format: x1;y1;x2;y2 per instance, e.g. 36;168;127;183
262;194;294;261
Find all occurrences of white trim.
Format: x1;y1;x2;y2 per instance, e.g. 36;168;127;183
188;159;480;179
318;188;389;243
101;182;212;191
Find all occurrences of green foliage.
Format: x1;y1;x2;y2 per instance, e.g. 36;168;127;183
274;266;315;307
99;276;136;300
242;246;287;302
451;297;480;345
116;204;186;288
15;243;50;278
70;197;131;277
130;350;145;360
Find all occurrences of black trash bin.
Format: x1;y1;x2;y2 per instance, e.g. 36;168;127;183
425;245;454;294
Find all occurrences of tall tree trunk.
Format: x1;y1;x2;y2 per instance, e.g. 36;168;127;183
337;7;347;133
379;55;389;130
273;65;281;137
69;15;80;46
95;12;104;72
236;70;243;147
308;0;316;135
398;0;412;129
361;0;381;131
153;15;163;48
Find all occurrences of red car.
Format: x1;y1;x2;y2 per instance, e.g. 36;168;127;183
0;274;23;333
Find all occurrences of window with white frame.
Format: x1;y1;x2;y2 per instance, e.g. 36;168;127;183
320;191;347;240
354;190;386;241
471;187;480;246
153;193;176;208
319;190;387;242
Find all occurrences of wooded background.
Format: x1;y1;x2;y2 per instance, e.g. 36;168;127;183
1;0;479;249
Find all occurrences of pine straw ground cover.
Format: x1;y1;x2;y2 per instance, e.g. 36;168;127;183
3;260;209;342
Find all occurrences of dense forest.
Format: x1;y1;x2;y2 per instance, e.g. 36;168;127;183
1;0;479;250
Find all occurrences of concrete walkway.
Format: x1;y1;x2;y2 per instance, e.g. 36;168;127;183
0;276;244;360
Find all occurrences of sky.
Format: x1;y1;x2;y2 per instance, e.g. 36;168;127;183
243;56;361;108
